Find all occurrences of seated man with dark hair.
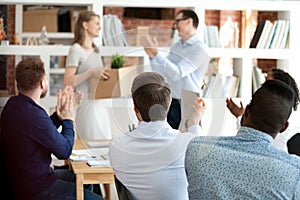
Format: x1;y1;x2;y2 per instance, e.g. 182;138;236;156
186;80;300;199
226;68;300;151
0;57;102;200
109;72;206;200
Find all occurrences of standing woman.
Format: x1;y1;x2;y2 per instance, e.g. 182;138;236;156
64;11;111;139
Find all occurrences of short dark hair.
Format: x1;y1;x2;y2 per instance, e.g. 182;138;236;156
15;57;45;91
271;68;299;111
131;72;171;122
249;80;294;134
177;9;199;29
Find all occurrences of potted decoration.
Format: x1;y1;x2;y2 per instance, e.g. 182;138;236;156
111;53;125;69
90;53;138;99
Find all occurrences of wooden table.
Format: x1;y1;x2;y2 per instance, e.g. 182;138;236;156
70;139;114;200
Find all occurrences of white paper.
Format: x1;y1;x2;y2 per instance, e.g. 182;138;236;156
72;148;109;159
87;141;111;148
87;159;111;167
179;89;200;132
69;155;99;161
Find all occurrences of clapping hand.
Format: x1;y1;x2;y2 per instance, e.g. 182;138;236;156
56;86;83;121
226;98;244;118
140;35;158;59
187;97;206;128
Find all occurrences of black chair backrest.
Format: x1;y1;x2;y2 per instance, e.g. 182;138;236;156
287;133;300;156
114;175;134;200
0;146;13;199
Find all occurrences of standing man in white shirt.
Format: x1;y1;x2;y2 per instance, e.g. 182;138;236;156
109;72;206;200
142;9;210;129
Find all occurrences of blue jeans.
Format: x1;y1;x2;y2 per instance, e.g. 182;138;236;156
31;169;103;200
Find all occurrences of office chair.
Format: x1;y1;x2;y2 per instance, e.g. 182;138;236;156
287;133;300;156
0;147;13;199
114;175;134;200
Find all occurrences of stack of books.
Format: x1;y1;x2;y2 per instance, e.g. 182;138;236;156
204;25;221;48
249;20;290;49
102;14;130;46
202;73;240;98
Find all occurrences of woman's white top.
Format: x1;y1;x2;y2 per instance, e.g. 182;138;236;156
66;43;111;139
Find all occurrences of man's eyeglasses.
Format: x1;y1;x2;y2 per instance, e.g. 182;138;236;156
173;18;188;25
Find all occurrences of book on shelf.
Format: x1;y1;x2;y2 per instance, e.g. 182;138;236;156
112;15;130;46
264;20;277;49
202;73;220;98
203;25;209;47
250;20;290;49
256;20;272;49
205;25;221;48
270;20;286;49
111;15;123;46
278;20;290;49
102;14;130;46
203;73;239;98
223;75;240;98
257;21;274;49
210;75;224;98
269;20;290;49
249;21;266;48
102;15;114;46
252;66;265;93
285;30;290;49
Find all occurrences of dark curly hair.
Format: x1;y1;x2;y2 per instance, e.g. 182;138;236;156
271;68;300;111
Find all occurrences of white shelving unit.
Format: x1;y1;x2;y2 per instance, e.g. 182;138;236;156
1;0;300;136
2;0;101;45
0;45;148;111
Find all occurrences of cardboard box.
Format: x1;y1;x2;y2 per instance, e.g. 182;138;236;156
89;66;138;99
70;10;87;33
23;9;58;32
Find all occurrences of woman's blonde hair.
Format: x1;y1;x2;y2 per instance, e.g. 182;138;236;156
73;10;100;50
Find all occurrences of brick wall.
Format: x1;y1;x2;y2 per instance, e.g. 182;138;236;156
104;7;175;46
6;5;15;95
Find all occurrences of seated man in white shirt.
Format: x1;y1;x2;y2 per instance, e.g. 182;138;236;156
109;72;206;200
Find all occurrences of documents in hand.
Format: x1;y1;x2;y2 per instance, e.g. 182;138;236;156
178;89;200;132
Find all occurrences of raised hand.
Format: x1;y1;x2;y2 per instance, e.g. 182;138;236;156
140;35;158;59
226;98;244;118
187;97;206;128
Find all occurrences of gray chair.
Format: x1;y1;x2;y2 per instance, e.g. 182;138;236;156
114;176;134;200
